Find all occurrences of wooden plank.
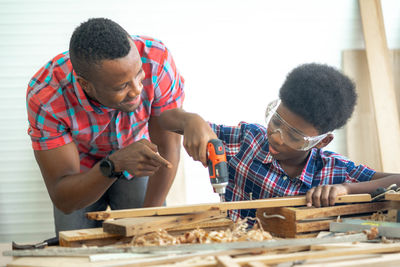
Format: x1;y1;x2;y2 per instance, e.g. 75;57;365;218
343;50;400;172
386;193;400;201
289;201;390;220
257;207;297;237
233;243;400;265
295;215;371;233
216;255;241;267
59;218;233;247
4;233;368;256
59;228;119;242
87;194;372;220
300;251;400;266
103;209;223;237
359;0;400;172
257;202;388;238
59;228;131;247
167;217;232;232
343;50;382;170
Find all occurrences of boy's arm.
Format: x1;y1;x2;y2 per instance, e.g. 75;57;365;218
306;172;400;208
159;108;217;167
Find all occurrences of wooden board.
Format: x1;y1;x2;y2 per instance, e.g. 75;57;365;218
233;243;400;265
257;202;390;238
103;209;223;236
86;194;372;220
358;0;400;172
59;217;233;247
59;228;129;247
343;49;400;171
386;193;400;201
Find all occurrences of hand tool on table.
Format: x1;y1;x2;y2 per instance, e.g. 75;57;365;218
12;236;59;250
370;183;399;201
207;139;229;202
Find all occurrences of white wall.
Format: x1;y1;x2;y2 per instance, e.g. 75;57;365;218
0;0;399;242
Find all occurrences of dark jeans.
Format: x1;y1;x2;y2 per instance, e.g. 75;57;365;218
53;176;148;235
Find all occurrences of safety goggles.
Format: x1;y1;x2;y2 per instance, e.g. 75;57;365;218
265;99;330;151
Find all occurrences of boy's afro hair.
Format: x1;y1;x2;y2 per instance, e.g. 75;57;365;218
279;63;357;133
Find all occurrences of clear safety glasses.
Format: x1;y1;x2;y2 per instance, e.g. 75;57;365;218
265;99;330;151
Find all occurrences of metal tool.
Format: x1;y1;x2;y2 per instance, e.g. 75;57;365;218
12;236;59;250
370;183;399;201
206;139;229;202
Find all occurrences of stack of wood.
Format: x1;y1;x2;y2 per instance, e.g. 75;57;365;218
58;194;381;246
257;201;393;238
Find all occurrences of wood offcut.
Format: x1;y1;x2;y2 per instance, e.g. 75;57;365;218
86;194;372;220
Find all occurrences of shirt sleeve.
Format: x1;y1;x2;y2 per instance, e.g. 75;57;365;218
27;93;72;150
151;46;185;116
344;161;376;183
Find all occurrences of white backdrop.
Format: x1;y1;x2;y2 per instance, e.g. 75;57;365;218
0;0;399;242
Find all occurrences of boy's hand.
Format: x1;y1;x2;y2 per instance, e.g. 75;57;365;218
306;184;349;208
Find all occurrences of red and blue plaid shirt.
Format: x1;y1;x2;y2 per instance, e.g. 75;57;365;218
211;122;375;223
27;36;184;173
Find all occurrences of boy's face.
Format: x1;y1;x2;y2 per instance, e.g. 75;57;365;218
266;101;329;161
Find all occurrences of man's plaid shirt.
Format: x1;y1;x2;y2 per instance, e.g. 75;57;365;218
27;36;184;173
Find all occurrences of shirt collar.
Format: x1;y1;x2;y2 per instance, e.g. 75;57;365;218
261;139;318;188
70;70;114;114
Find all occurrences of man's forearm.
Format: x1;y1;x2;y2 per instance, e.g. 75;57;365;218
344;174;400;194
50;162;115;213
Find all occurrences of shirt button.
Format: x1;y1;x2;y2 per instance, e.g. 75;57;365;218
282;175;287;180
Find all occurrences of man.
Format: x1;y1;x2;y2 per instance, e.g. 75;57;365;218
26;18;184;233
159;63;400;225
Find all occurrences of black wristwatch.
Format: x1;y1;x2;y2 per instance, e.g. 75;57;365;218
99;156;124;179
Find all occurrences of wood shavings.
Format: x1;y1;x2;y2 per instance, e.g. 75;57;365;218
131;217;272;246
370;211;387;221
381;236;394;244
363;227;379;240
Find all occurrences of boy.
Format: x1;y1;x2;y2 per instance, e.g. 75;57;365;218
160;63;400;223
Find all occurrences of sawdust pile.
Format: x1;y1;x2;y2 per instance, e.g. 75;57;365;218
132;218;273;246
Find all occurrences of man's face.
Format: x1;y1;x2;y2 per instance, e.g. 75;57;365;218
81;40;145;113
267;102;321;161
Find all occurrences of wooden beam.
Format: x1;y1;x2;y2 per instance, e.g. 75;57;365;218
257;202;389;238
216;255;241;267
4;233;368;256
103;209;223;237
86;194;372;220
234;243;400;265
386;193;400;201
59;217;233;247
58;228;126;247
359;0;400;172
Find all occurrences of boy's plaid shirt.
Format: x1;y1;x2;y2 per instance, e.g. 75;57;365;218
211;122;375;224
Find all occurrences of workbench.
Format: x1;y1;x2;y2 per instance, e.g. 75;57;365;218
3;193;400;266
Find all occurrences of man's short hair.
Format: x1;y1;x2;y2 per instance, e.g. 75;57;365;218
69;18;131;80
279;63;357;134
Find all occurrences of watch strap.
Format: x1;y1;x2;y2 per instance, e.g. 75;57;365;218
102;156;124;179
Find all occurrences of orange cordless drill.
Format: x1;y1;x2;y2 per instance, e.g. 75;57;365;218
207;139;229;202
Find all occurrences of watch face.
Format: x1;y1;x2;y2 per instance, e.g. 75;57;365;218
100;159;113;177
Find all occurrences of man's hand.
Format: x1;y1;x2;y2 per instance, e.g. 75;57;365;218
110;139;172;178
182;114;218;167
158;108;218;167
306;184;349;208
